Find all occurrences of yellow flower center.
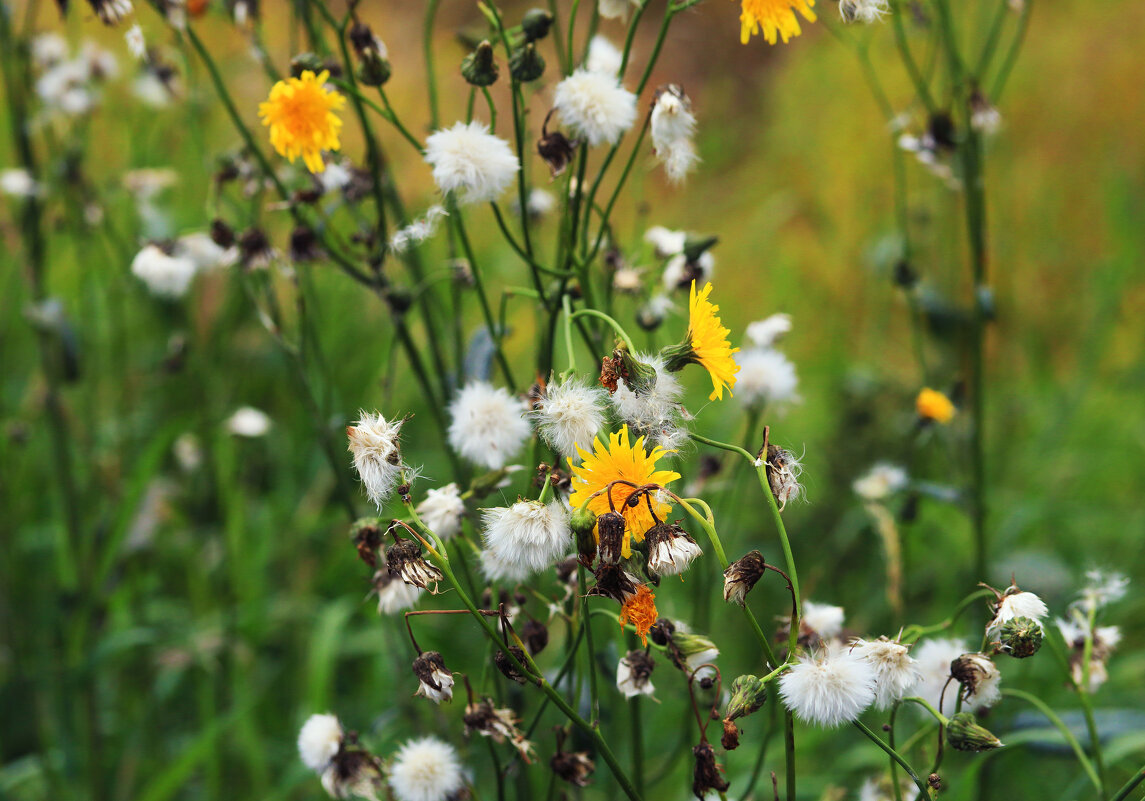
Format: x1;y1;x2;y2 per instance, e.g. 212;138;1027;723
737;0;817;45
916;387;956;423
258;70;346;174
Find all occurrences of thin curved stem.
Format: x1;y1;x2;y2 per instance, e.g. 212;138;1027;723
853;720;932;800
1001;688;1101;793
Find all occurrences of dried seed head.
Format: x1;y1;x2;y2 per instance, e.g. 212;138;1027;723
521;619;549;655
721;719;741;750
616;649;656;697
351;519;384;568
765;444;805;511
537;110;578;178
494;646;530;684
412;651;454;704
320;744;386;801
464;699;535;762
596;511;627;564
646;523;703;577
588;563;639;602
723;550;766;606
550;749;595;787
649;617;676;646
691;741;729;799
950;652;1002;708
385;538;443;592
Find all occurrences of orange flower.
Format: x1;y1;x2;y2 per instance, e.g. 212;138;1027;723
619;584;658;646
916;387;956;424
258;70;345;174
736;0;817;45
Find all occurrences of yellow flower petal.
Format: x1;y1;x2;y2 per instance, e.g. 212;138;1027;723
737;0;817;44
916;387;956;424
258;70;345;174
688;281;740;401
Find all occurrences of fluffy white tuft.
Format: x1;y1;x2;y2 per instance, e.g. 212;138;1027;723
644;226;686;258
298;713;343;772
225;406;271;437
745;314;792;349
481;500;571;577
853;463;909;502
533;380;608;458
801;600;845;639
616;655;655;698
585;34;623;75
839;0;890;22
597;0;638;20
347;412;405;510
424;122;519;204
480;547;532;584
647;531;702;576
388;736;466;801
779;646;877;727
1;168;41;198
662;250;714;290
851;638;921;709
651;87;699;184
610;353;686;452
907;638;966;715
131;244;198;298
553;69;637;147
416;483;465;539
375;572;422;615
734;348;799;409
988;590;1048;636
448;382;530;470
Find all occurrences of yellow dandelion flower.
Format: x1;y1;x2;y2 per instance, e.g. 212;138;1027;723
568;426;681;559
619;584;658;646
916;387;956;424
258;70;346;174
663;281;740;401
736;0;817;45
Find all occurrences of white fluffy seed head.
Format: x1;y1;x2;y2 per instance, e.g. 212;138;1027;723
644;226;686;258
957;653;1002;710
424;121;519;204
448;382;530;470
851;638;921;709
347;412;405;510
481;500;571;577
225;406;271;437
745;314;792;348
533;380;608;458
585;34;623;76
839;0;890;22
616;653;656;698
131;244;198;298
388;736;466;801
298;713;343;772
1;168;41;198
651;87;699;184
988;590;1048;636
375;570;422;615
647;530;702;576
734;348;799;409
553;69;637;147
1079;570;1129;612
779;646;877;727
480;547;532;584
853;463;909;502
801;600;845;640
907;638;967;715
611;354;685;447
597;0;638;20
662;250;714;290
416;483;465;540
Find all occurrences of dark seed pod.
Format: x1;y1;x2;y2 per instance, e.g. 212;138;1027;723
596;511;626;564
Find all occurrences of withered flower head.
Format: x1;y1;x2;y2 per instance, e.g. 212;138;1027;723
537;110;578;178
385;538;444;592
320;740;386;801
550;747;595;787
351;519;384;568
721;719;741;751
412;651;454;704
646;523;702;577
588;563;639;602
950;652;1001;708
723;550;767;606
464;699;536;762
596;510;627;564
764;444;805;511
494;645;531;685
691;741;729;799
649;617;676;646
616;649;655;697
521;619;549;655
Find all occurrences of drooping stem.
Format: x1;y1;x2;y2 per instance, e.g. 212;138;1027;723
1001;688;1101;793
853;720;933;800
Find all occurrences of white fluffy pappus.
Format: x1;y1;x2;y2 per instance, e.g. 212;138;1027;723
447;382;531;470
597;0;638;20
298;713;343;772
532;379;608;458
853;463;909;502
906;638;967;715
416;483;465;539
374;570;423;615
131;244;198;298
552;69;637;147
616;652;656;698
1;168;41;198
839;0;890;23
988;590;1048;635
225;406;271;437
388;736;467;801
801;600;845;640
424;122;519;204
481;500;571;577
479;546;532;584
779;646;877;727
734;348;800;409
347;412;406;510
745;314;792;349
662;250;714;291
851;638;921;709
585;34;623;76
644;225;686;258
955;652;1003;710
651;86;699;184
610;354;685;447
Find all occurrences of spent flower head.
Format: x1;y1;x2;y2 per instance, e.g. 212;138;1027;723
552;69;637;147
424;121;519;204
448;382;530;470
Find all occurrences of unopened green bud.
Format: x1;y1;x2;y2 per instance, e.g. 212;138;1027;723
571;507;598;564
509;43;545;82
946;712;1003;752
521;8;554;41
290;52;325;78
725;675;768;721
615;345;658;396
357;53;392;87
673;631;719;659
999;616;1044;658
461;41;499;87
682;234;719;263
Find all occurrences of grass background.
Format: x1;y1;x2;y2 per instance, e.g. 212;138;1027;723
2;0;1144;799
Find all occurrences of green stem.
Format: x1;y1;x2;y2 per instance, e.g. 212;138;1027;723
567;308;636;352
452;206;518;389
578;565;601;725
901;697;949;725
423;0;441;128
853;720;932;800
1001;688;1102;793
1109;766;1145;801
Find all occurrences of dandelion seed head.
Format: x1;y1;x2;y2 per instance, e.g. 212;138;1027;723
779;646;876;727
645;226;687;258
416;483;465;540
424;121;519;204
347;412;405;509
298;713;343;772
533;379;608;458
388;737;466;801
585;34;623;76
851;638;920;709
374;570;422;615
907;638;967;714
448;382;530;470
130;244;197;298
225;406;271;437
734;348;799;409
801;600;844;640
853;463;909;502
552;69;637;147
481;500;571;577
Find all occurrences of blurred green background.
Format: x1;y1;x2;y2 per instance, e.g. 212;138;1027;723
2;0;1143;799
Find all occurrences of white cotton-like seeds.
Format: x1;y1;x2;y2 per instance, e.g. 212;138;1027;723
779;646;877;727
447;382;530;470
131;244;198;298
1;169;41;198
174;232;234;271
298;713;343;772
839;0;890;22
801;600;845;639
481;500;571;577
907;638;967;715
616;654;655;698
424;122;519;204
225;406;272;437
376;574;422;615
734;348;799;408
585;34;623;76
651;87;699;184
852;463;909;502
610;354;684;442
416;483;465;539
553;69;637;147
662;250;714;290
957;653;1003;710
388;737;466;801
644;226;687;259
533;380;608;458
745;314;792;349
347;412;405;510
480;546;532;584
598;0;638;20
851;638;921;709
990;591;1048;632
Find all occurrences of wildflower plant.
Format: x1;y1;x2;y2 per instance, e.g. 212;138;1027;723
2;1;1139;801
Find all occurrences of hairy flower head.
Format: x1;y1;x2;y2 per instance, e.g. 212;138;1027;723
737;0;817;44
567;426;681;558
258;70;345;174
388;736;466;801
778;645;876;727
552;69;637;146
448;382;530;469
424;121;519;204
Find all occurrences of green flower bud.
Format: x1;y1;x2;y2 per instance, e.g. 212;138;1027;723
673;631;719;660
509;43;545;82
946;712;1003;752
290;52;325;78
357;53;392;87
571;507;598;564
682;234;719;263
613;344;658;395
461;41;499;87
725;674;768;721
998;616;1044;658
521;8;554;42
